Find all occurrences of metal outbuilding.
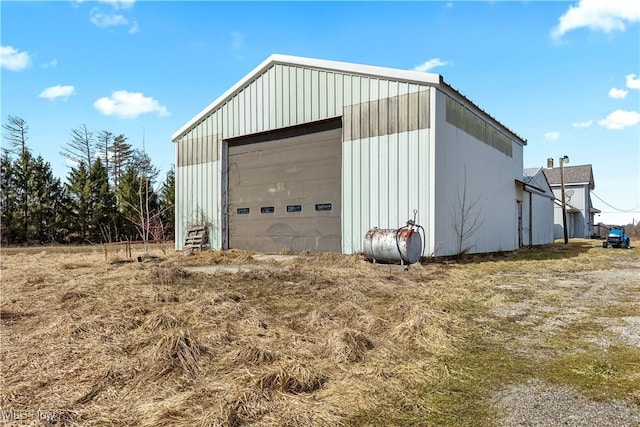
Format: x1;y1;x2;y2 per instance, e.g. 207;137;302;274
172;54;527;256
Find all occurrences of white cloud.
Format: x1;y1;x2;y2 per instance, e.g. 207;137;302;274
90;9;128;28
89;6;138;33
598;109;640;130
129;20;139;34
40;58;58;68
413;58;449;72
544;131;560;141
93;90;169;119
38;85;76;100
0;45;31;71
626;73;640;89
230;31;244;50
551;0;640;39
608;87;628;99
572;120;592;128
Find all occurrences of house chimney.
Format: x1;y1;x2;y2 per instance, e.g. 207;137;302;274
547;157;554;168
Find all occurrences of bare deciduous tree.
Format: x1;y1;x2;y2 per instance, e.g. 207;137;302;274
451;168;484;255
61;124;94;167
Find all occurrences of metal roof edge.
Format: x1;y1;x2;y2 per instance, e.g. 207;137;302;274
549;181;591;187
172;54;277;141
515;178;550;197
439;79;527;145
171;54;526;146
172;54;443;142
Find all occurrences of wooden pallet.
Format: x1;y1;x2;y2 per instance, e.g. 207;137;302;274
183;226;208;252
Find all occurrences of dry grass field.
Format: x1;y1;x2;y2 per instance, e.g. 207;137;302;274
1;241;639;426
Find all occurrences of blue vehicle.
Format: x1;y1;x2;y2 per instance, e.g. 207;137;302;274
603;227;631;249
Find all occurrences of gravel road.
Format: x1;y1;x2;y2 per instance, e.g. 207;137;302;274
490;255;640;426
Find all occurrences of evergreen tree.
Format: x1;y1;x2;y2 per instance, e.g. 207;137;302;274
111;134;132;189
88;158;118;242
159;167;175;240
65;162;92;242
0;151;17;243
2;115;32;242
29;156;66;242
95;130;113;185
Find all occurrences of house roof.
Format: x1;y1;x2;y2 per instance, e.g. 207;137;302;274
522;167;553;195
543;165;595;190
172;54;527;145
523;167;542;184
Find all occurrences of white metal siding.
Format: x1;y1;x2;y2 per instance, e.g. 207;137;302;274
342;82;431;254
342;129;431;254
550;184;591;238
174;160;221;251
175;63;435;252
522;193;555;246
174;57;526;255
175;63;350;250
433;89;523;256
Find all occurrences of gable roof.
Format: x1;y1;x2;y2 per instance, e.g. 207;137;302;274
543;165;595;189
524;167;552;189
172;54;526;145
523;167;542;183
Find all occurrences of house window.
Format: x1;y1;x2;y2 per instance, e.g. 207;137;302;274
237;208;250;215
260;206;275;214
286;205;302;213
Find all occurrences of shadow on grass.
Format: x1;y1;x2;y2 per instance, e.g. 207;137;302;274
425;240;597;265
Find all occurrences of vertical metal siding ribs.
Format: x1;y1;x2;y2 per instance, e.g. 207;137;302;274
343;90;430;140
445;96;513;157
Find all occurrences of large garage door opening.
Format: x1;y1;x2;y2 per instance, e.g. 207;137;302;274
227;120;342;253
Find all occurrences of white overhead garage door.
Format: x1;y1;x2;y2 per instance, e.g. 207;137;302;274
227;123;342;253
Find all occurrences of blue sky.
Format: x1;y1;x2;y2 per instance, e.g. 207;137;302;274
2;0;639;225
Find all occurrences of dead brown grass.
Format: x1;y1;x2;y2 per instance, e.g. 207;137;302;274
258;363;327;393
1;241;638;426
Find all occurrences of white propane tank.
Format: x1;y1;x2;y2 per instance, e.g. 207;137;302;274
363;221;423;265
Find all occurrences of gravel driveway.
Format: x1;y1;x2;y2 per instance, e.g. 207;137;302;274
489;255;640;426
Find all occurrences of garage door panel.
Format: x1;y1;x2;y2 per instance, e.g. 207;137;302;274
229;127;341;253
230;234;341;254
230;137;339;165
230;177;341;206
230;159;340;195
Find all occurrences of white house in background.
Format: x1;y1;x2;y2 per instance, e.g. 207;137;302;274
542;162;600;239
521;167;554;246
172;54;528;256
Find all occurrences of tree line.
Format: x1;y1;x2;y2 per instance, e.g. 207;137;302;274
1;115;174;245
